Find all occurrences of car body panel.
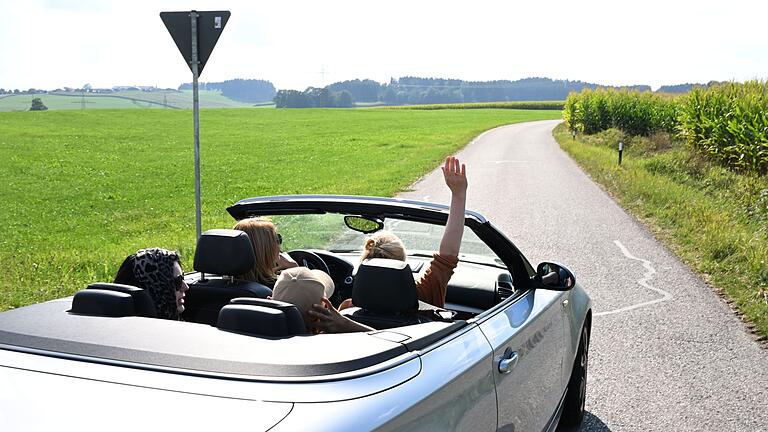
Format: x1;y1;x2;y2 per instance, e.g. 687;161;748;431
272;323;497;432
479;289;568;431
0;360;293;432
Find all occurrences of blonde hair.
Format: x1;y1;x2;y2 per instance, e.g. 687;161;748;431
362;230;406;261
233;217;281;285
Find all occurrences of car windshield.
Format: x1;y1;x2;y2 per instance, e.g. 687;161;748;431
269;213;504;268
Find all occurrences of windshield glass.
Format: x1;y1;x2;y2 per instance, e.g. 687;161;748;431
268;213;504;268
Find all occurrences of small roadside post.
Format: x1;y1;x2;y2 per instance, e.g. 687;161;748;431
618;141;624;165
160;10;230;239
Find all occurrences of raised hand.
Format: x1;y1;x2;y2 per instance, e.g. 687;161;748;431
441;156;467;196
438;156;468;258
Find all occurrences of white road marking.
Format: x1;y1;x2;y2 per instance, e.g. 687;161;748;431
595;240;674;317
422;195;430;202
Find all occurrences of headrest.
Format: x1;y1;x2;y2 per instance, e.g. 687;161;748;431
229;297;306;335
86;283;157;317
352;258;418;313
71;289;136;317
217;302;306;337
194;229;255;275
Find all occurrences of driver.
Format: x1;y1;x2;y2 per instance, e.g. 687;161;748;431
233;217;298;288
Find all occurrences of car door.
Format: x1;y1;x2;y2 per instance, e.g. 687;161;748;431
478;288;567;432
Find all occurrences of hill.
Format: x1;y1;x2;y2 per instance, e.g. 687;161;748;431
0;90;267;112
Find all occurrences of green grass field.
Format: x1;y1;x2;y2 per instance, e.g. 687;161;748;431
553;124;768;339
0;90;257;111
0;108;560;310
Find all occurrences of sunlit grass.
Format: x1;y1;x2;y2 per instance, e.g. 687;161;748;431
0;107;560;310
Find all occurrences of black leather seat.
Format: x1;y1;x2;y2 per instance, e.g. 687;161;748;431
218;298;306;337
70;283;157;318
344;258;432;329
183;229;273;325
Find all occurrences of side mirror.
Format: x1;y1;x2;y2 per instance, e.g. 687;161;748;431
344;215;384;234
533;262;576;291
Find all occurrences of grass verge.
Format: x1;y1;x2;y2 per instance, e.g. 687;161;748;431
0;108;560;310
552;124;768;341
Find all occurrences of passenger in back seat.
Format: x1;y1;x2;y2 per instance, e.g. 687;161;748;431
274;266;373;333
113;248;190;320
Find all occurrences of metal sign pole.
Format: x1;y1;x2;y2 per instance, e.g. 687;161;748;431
161;9;229;240
190;11;202;239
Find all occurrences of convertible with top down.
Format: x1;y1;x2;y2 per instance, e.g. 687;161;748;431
0;195;591;431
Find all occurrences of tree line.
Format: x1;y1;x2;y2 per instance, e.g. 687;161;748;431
275;77;659;108
178;78;276;103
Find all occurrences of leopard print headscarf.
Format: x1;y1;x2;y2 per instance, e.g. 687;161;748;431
133;248;181;320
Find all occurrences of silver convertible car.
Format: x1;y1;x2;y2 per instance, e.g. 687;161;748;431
0;195;591;431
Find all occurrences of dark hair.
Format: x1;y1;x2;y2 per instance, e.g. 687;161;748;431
114;254;140;287
113;249;182;320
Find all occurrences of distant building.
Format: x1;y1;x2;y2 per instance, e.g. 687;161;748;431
112;86;140;91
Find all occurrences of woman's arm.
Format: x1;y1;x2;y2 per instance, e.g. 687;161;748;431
308;298;374;333
439;156;468;257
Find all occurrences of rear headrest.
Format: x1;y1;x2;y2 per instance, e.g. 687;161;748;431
230;297;306;335
217;301;306;337
194;229;255;275
86;283;157;317
352;258;418;313
71;289;136;317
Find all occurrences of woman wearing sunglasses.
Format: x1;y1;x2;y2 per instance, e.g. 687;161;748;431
233;217;298;288
113;248;189;320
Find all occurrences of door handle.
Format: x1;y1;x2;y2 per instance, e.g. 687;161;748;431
562;299;569;308
498;348;519;374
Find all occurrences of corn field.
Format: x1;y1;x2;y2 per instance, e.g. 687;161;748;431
678;81;768;175
564;82;768;174
563;88;678;136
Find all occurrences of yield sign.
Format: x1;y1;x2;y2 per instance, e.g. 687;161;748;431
160;11;230;75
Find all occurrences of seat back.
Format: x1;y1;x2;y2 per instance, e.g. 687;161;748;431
183;229;272;325
348;258;430;329
217;298;306;337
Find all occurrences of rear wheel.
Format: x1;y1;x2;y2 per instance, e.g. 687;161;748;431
559;323;589;428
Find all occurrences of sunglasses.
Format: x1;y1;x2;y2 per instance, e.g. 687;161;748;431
277;233;283;245
173;275;185;291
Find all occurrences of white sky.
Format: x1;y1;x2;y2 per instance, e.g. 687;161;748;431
1;0;766;91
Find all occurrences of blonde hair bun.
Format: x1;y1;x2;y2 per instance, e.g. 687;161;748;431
362;231;406;261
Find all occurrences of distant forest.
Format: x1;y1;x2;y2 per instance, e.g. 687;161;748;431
274;77;654;108
178;78;276;103
171;76;706;108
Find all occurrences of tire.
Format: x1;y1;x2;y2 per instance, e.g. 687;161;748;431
559;323;589;428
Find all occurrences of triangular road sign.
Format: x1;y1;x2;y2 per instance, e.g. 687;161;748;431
160;11;230;76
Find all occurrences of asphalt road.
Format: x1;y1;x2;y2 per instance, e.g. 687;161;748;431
398;120;768;431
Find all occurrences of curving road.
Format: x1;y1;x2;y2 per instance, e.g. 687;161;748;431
398;120;768;431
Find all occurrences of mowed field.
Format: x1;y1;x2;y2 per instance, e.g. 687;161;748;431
0;108;561;310
0;90;260;111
